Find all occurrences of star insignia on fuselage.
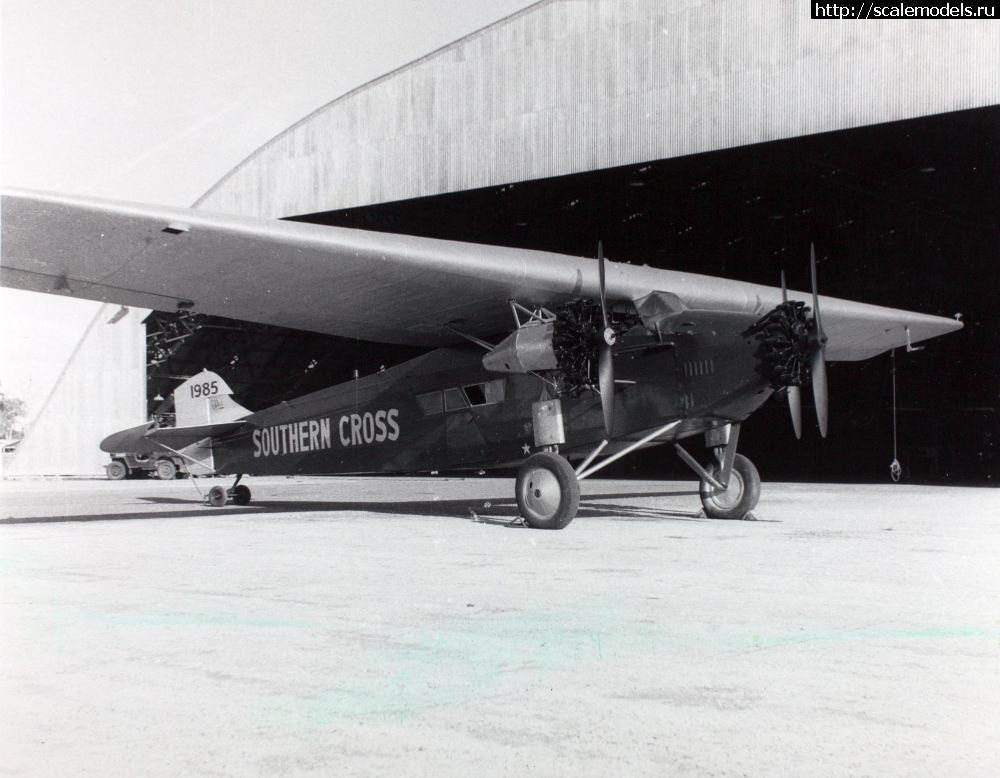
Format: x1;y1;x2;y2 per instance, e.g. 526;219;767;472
521;443;531;455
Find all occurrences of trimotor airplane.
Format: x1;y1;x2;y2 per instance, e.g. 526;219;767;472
1;189;962;528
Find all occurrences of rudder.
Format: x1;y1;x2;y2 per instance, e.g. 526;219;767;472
174;370;251;427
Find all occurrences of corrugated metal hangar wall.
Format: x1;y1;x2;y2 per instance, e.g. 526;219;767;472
197;0;999;216
3;305;146;477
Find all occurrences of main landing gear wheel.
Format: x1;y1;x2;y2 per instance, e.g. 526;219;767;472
699;453;761;520
515;451;580;530
155;458;178;480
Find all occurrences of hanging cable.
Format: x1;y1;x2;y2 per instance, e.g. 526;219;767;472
889;349;902;482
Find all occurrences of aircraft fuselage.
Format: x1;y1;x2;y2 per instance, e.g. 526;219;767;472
210;320;773;476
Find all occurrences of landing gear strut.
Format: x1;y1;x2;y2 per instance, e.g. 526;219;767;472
206;475;252;508
513;419;761;528
677;424;760;520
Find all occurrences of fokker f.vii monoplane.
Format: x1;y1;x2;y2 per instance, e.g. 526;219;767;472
1;189;962;527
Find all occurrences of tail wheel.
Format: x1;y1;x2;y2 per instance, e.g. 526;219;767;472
700;453;760;520
155;458;178;480
106;460;128;481
515;451;580;530
207;485;227;507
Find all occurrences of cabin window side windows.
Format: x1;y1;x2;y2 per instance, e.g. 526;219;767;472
420;380;507;415
462;379;506;407
444;388;467;412
416;391;443;416
463;384;487;406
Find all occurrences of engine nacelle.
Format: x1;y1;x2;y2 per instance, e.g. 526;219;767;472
483;299;639;391
482;322;557;374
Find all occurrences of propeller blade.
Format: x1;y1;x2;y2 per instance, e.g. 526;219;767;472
598;240;609;330
780;270;788;304
808;242;829;437
598;342;615;436
787;385;803;440
597;241;616;348
596;242;615;435
810;243;826;343
810;347;829;438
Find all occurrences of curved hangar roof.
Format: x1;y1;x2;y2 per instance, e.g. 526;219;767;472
197;0;999;219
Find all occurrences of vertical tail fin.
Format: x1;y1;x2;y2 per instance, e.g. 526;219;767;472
173;370;251;427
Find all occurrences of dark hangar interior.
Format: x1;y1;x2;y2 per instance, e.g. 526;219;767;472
147;105;998;485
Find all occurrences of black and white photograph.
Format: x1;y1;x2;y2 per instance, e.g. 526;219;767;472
2;1;998;774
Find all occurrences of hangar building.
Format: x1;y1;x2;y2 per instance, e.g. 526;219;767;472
9;0;998;482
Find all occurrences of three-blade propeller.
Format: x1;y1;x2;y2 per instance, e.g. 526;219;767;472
597;241;616;436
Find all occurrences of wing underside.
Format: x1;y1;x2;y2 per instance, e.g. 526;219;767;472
1;188;962;360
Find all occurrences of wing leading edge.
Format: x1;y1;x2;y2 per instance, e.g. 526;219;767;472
1;188;962;359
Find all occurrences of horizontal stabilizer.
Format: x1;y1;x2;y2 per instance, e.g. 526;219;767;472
146;421;246;449
100;422;157;454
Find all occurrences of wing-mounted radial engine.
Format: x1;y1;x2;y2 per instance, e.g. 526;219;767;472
481;300;638;392
743;244;830;438
482;244;639;436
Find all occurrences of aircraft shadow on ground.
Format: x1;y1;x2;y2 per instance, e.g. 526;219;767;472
2;489;706;525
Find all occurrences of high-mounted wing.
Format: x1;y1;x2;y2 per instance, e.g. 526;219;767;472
1;188;961;358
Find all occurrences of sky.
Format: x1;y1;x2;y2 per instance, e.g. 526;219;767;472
0;0;538;420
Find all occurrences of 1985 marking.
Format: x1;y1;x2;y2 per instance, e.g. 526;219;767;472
190;381;219;399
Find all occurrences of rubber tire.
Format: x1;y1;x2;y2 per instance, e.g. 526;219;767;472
106;460;128;481
155;458;178;480
515;452;580;530
207;485;228;507
700;453;761;520
232;484;251;506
